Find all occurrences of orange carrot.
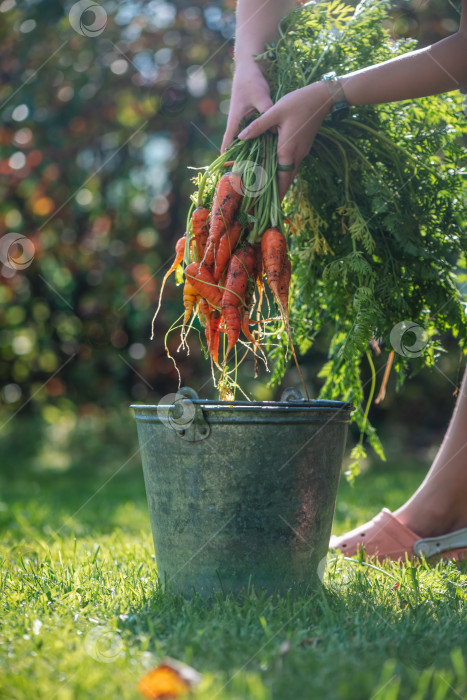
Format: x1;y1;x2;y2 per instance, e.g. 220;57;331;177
171;234;187;272
243;243;260;308
262;229;307;398
197;299;221;362
184;261;222;309
192;207;209;261
206;172;242;252
241;310;256;344
182;279;200;326
151;234;186;338
222;307;242;359
213;219;243;283
240;243;260;345
277;255;291;316
198;297;209;329
208;309;222;364
261;227;289;317
221;243;258;357
201;239;216;272
261;227;286;290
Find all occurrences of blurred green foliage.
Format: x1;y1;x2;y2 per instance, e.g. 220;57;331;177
0;0;465;454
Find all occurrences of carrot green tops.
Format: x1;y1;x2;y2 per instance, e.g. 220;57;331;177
258;0;467;477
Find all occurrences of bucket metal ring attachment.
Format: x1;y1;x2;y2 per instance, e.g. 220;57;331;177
162;387;211;442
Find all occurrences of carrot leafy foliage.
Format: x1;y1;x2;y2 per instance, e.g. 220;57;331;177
259;0;467;476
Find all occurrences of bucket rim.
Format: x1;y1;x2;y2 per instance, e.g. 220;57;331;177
131;398;355;411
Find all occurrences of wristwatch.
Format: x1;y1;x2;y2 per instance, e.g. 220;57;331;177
321;71;350;121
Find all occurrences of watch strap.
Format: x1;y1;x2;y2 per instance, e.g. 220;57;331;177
321;71;349;120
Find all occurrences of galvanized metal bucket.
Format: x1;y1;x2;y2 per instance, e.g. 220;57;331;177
132;387;353;597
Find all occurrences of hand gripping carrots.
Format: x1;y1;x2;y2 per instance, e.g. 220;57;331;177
151;130;297;397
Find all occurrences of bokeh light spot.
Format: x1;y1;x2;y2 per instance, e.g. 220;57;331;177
33;197;55;216
1;383;21;403
9;152;26;170
75;189;93;206
129;342;146;360
19;18;36;33
12;104;29;122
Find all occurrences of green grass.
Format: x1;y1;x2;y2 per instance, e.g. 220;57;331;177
1;413;466;700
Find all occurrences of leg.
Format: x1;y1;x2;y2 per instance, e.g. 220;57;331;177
330;366;467;559
394;366;467;537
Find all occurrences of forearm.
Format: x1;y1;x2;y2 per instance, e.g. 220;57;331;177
340;31;467;106
237;1;467;197
234;0;296;67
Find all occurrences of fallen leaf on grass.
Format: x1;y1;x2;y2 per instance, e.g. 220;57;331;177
138;658;202;699
138;666;188;699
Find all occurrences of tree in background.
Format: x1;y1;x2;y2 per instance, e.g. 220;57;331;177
0;0;237;413
0;0;463;456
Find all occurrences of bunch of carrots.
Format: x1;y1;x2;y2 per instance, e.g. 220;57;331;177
152;132;301;396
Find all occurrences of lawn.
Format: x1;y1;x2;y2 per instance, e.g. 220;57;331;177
1;411;466;700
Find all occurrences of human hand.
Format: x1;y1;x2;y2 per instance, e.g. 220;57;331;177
237;82;330;200
221;61;274;153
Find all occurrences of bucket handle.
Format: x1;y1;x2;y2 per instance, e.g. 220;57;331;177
164;387;306;440
169;387;211;442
